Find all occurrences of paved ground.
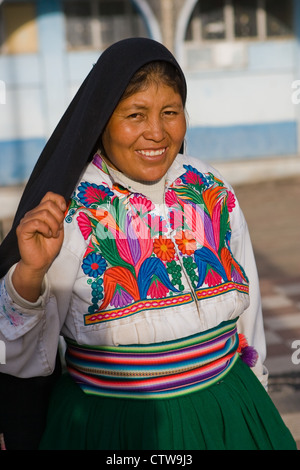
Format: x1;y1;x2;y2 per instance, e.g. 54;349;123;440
234;175;300;449
1;174;300;449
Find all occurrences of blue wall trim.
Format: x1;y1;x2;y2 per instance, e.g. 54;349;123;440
0;122;298;185
186;121;298;161
0;138;45;186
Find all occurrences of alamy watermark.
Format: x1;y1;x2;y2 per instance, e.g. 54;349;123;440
0;340;6;364
0;80;5;104
291;339;300;365
291;80;300;104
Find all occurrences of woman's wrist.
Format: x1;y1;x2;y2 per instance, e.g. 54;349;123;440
11;260;47;303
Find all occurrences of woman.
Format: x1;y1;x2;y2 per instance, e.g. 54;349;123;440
0;38;296;450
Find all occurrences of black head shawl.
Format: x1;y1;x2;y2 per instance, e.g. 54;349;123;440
0;38;187;278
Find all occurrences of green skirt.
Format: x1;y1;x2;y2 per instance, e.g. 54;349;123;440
39;357;296;450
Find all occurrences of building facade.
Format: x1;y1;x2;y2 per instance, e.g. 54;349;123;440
0;0;299;185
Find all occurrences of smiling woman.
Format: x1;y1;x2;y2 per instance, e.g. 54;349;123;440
0;37;296;450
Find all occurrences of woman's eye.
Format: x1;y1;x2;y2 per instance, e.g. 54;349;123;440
128;113;143;119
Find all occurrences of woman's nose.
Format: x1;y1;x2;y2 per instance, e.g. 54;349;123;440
143;117;166;141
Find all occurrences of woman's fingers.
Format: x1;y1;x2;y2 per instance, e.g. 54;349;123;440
21;208;62;238
19;192;66;239
18;217;59;240
40;192;67;212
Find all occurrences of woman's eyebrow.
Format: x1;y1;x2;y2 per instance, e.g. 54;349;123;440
119;103;148;111
120;102;183;112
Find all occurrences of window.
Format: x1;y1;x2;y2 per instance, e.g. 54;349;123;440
186;0;294;42
234;0;257;38
265;0;293;37
0;2;38;54
64;2;93;49
63;0;148;51
188;0;226;41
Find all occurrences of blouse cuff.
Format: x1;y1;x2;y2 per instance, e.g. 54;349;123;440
5;264;49;311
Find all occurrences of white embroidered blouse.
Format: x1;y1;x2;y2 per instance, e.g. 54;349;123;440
0;153;268;387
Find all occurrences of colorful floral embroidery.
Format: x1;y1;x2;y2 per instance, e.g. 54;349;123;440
169;164;248;289
166;260;185;291
147;214;168;236
148;277;170;299
92;153;110;174
181;164;209;187
174;230;197;255
66;158;249;324
77;182;114;207
153;236;175;262
82;253;107;278
130;196;154;214
77;212;92;240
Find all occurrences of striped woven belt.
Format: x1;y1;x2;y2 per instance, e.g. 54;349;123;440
65;320;239;399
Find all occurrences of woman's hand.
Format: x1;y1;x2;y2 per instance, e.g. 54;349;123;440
12;192;67;302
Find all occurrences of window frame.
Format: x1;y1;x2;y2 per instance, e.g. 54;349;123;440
63;0;148;51
185;0;294;45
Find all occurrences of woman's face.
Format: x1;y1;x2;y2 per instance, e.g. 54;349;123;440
101;82;186;182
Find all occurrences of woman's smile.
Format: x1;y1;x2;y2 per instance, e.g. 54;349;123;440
136;147;167;157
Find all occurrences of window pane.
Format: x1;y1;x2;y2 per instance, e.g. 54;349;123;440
2;2;38;54
266;0;293;37
98;0;148;48
64;2;92;49
201;0;225;40
233;0;257;38
0;8;4;51
98;0;126;15
186;0;225;41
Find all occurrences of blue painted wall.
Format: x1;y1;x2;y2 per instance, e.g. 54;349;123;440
184;38;298;161
186;121;298;161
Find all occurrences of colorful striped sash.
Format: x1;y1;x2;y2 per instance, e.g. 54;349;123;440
65;320;239;399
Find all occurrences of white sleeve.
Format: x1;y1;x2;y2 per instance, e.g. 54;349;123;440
230;207;269;389
0;246;80;378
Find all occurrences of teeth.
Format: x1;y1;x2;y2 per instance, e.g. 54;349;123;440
138;148;165;157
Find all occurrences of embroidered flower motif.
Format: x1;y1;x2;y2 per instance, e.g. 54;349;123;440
165;190;178;207
130;196;155;214
148;278;169;299
111;288;134;308
147;214;167;235
174;230;197;255
82;253;107;278
205;269;222;287
227;191;236;212
153;236;175;262
231;268;244;284
181;165;208;187
78;182;114;207
77;212;92;240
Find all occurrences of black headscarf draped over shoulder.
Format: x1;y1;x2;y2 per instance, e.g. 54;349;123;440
0;38;187;278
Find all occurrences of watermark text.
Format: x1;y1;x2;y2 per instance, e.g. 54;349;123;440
0;80;5;104
0;340;6;364
291;340;300;365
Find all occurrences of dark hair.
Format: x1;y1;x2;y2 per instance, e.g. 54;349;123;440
121;61;186;107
